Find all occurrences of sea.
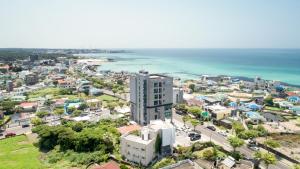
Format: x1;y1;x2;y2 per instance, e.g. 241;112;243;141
78;49;300;86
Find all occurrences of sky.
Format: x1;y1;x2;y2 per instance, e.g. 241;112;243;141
0;0;299;49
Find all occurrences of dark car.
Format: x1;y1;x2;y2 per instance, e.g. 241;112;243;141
5;132;16;138
0;133;3;136
190;134;201;141
207;126;216;131
22;124;30;128
188;132;196;137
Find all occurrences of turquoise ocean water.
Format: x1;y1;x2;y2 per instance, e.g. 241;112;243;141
79;49;300;86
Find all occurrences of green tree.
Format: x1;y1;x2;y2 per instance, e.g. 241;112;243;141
72;110;82;117
264;95;274;106
153;158;175;169
182;115;189;127
237;130;259;140
264;139;280;152
54;108;64;117
116;79;124;85
262;152;277;169
232;121;245;135
78;103;88;110
188;106;202;118
188;84;196;92
294;164;300;169
36;111;50;118
106;102;118;112
190;119;200;131
155;134;162;154
112;88;118;95
256;125;268;137
202;149;214;160
31;117;43;126
228;136;245;152
176;103;188;113
0;100;17;115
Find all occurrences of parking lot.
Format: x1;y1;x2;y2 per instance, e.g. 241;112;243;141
173;119;212;147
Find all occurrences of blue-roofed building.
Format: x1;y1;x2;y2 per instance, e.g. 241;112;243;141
229;102;238;108
292;106;300;116
275;85;285;93
246;103;262;111
288;96;300;103
245;111;265;124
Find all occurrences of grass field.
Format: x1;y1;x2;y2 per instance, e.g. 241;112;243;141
264;106;285;112
97;94;118;102
0;135;43;169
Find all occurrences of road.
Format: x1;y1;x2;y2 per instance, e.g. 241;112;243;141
172;112;292;169
0;125;32;139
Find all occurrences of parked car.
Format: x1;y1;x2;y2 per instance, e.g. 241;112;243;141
5;132;16;138
248;145;259;151
207;125;216;131
22;124;30;128
0;133;3;136
218;131;227;137
190;134;201;141
188;132;197;137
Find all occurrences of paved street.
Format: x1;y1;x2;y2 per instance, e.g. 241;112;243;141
172;112;292;169
0;125;32;139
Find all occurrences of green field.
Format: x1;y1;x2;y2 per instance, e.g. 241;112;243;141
97;94;118;102
0;135;43;169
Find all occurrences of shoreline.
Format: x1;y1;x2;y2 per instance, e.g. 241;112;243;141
77;55;300;88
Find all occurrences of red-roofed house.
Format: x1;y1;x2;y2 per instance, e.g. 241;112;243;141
286;92;298;97
117;124;141;135
91;161;120;169
18;102;38;112
53;98;68;107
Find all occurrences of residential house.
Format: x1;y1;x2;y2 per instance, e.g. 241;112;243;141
244;111;265;124
18;102;38;112
288;96;300;104
120;120;175;166
292;106;300;116
263;112;284;123
57;79;75;89
205;104;231;120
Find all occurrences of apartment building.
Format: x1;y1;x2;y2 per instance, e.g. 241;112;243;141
173;87;184;104
120;120;175;166
130;70;173;125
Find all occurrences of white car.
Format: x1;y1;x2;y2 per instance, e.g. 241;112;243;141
248;146;259;151
218;131;228;137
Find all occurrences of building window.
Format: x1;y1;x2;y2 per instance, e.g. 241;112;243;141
159;82;162;87
154;83;158;87
155;115;158;119
154;89;158;93
141;148;145;151
154;101;158;105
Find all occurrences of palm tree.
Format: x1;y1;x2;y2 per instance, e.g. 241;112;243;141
228;136;244;152
254;151;277;169
182;115;189;127
190;119;200;131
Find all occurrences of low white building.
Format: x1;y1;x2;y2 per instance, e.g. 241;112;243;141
120;120;175;166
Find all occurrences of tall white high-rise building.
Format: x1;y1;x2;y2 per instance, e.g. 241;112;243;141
130;70;173;125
